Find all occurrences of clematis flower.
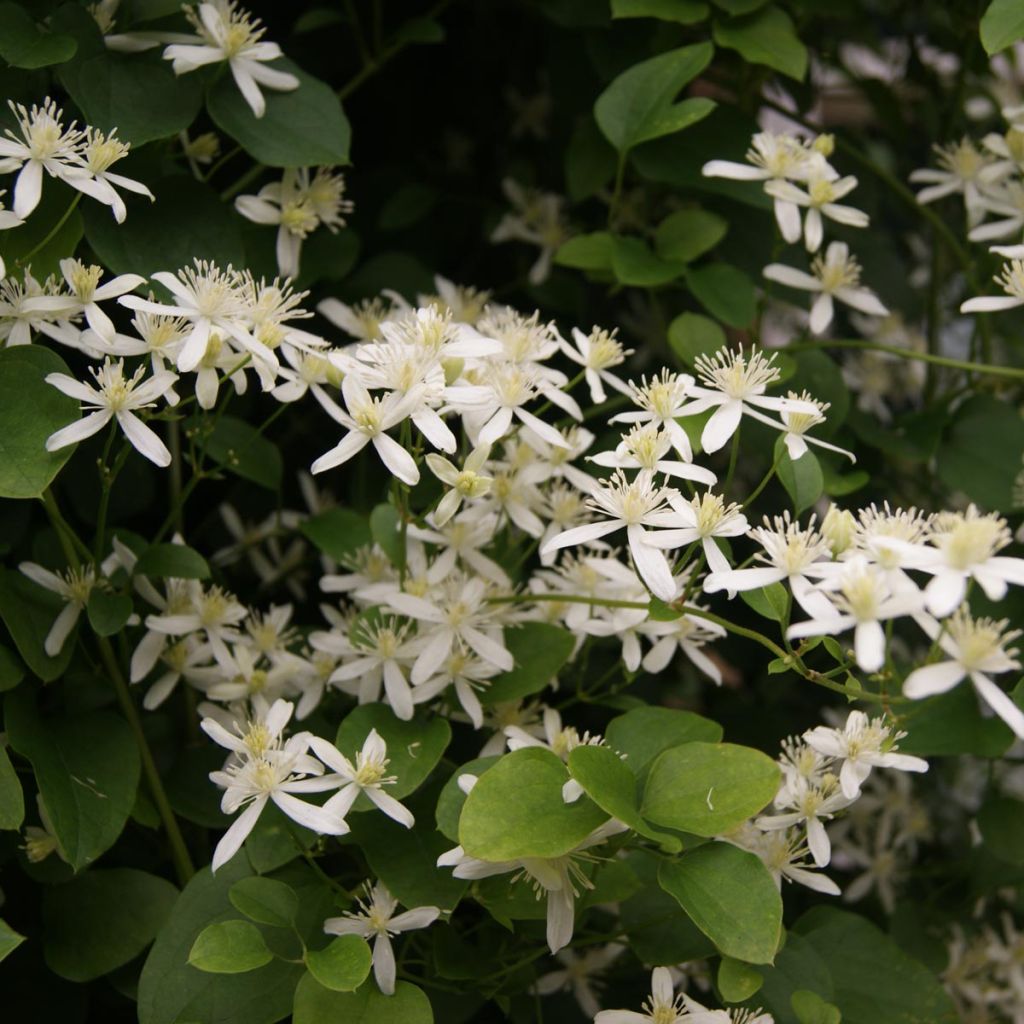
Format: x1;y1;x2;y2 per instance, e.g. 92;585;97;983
425;444;494;526
67;128;154;223
163;0;299;119
909;138;1004;225
18;562;97;655
764;173;868;252
961;255;1024;314
560;325;633;403
44;359;178;467
764;242;888;334
648;491;749;576
594;966;688;1024
323;881;439;996
534;942;624;1018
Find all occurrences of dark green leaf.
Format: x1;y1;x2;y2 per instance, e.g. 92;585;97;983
792;990;842;1024
0;643;24;691
978;794;1024;864
564;118;618;201
0;568;76;681
655;208;728;262
86;588;133;636
659;843;782;963
686;263;756;327
0;346;79;499
0;182;84;279
300;507;372;560
208;61;351;167
229;877;299;927
43;868;178;981
293;976;434;1024
482;622;576;704
305;936;373;992
899;683;1013;757
713;4;808;81
612;0;709;23
369;503;403;565
612;235;687;287
203;414;282;491
776;438;824;515
0;2;77;68
740;583;789;623
134;542;211;580
0;742;24;830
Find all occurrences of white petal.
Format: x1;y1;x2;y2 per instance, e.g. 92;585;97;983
212;796;267;872
973;672;1024;739
903;660;966;699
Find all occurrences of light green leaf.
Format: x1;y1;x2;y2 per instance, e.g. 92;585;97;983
0;743;24;830
594;43;716;154
776;438;824;515
305;936;373;992
335;704;450;801
567;745;681;851
713;4;808;81
659;842;783;963
740;582;790;623
686;262;756;327
134;542;211;580
208;61;351;167
0;347;79;500
435;756;500;842
612;235;687;287
369;503;404;565
982;0;1024;54
6;690;140;871
83;175;245;276
554;231;615;272
459;747;609;860
792;990;842;1024
606;706;723;777
202;414;283;491
86;589;133;636
655;208;728;263
43;868;178;981
189;920;273;974
300;507;372;561
667;311;726;367
643;741;780;835
719;955;765;1002
293;976;434;1024
482;622;576;704
229;877;299;928
0;918;25;963
0;2;77;68
0;569;76;681
612;0;709;23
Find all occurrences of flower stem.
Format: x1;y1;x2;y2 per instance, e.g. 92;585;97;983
15;194;81;270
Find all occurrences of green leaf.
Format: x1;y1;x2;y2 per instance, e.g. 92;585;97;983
686;262;756;327
655;209;728;263
0;569;75;681
305;936;373;992
713;0;769;11
612;235;687;287
300;507;372;561
435;756;500;842
750;932;835;1020
86;588;133;636
43;868;178;981
554;231;615;272
458;747;609;860
0;346;79;499
605;706;723;777
0;2;77;68
208;61;351;167
6;691;140;871
0;742;24;830
594;43;716;154
369;503;403;565
0;181;85;280
189;920;273;974
792;990;842;1024
981;0;1024;54
643;741;780;836
378;183;438;231
203;414;283;491
567;745;681;851
83;175;245;276
612;0;709;23
138;862;303;1024
936;395;1024;511
899;683;1013;758
229;877;299;927
335;704;450;801
793;907;958;1022
59;50;203;145
776;438;824;515
0;918;26;963
978;794;1024;864
740;583;789;623
719;955;765;1002
564;119;618;201
0;644;24;691
293;976;434;1024
482;622;576;704
713;4;808;81
392;15;446;45
667;311;726;367
659;842;782;963
134;542;211;580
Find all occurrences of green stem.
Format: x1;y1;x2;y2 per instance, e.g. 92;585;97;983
96;636;195;885
16;194;81;270
607;154;626;230
40;488;90;567
743;449;783;508
723;422;742;499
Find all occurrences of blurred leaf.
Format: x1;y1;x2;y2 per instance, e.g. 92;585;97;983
0;2;77;68
713;4;808;81
134;542;211;580
0;742;24;830
981;0;1024;54
686;262;756;327
655;208;728;262
776;439;824;514
564;117;618;200
301;508;372;561
719;955;765;1001
202;414;282;491
612;235;687;286
86;588;133;636
899;683;1013;758
0;918;25;963
668;311;726;366
554;231;615;272
791;990;842;1024
293;977;433;1024
978;795;1024;864
612;0;709;23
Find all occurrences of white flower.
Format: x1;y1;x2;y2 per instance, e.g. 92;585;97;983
42;258;146;344
44;359;178;467
764;173;868;251
0;191;23;278
764;242;888;334
144;580;248;668
678;347;821;454
589;423;717;487
412;649;501;729
961;255;1024;314
756;772;851;867
205;701;348;871
163;0;299;118
310;728;416;828
490;178;569;284
329;615;420;720
639;611;726;684
609;370;695;459
648;491;749;577
682;995;775;1023
323;881;439;996
541;470;685;602
909;139;1004;224
311;375;420;485
777;390;855;463
904;609;1024;739
18;562;97;655
725;824;840;896
68;127;154;223
803;710;928;800
561;325;632;403
425;444;494;526
0;98;86;218
534;942;623;1018
594;966;687;1024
